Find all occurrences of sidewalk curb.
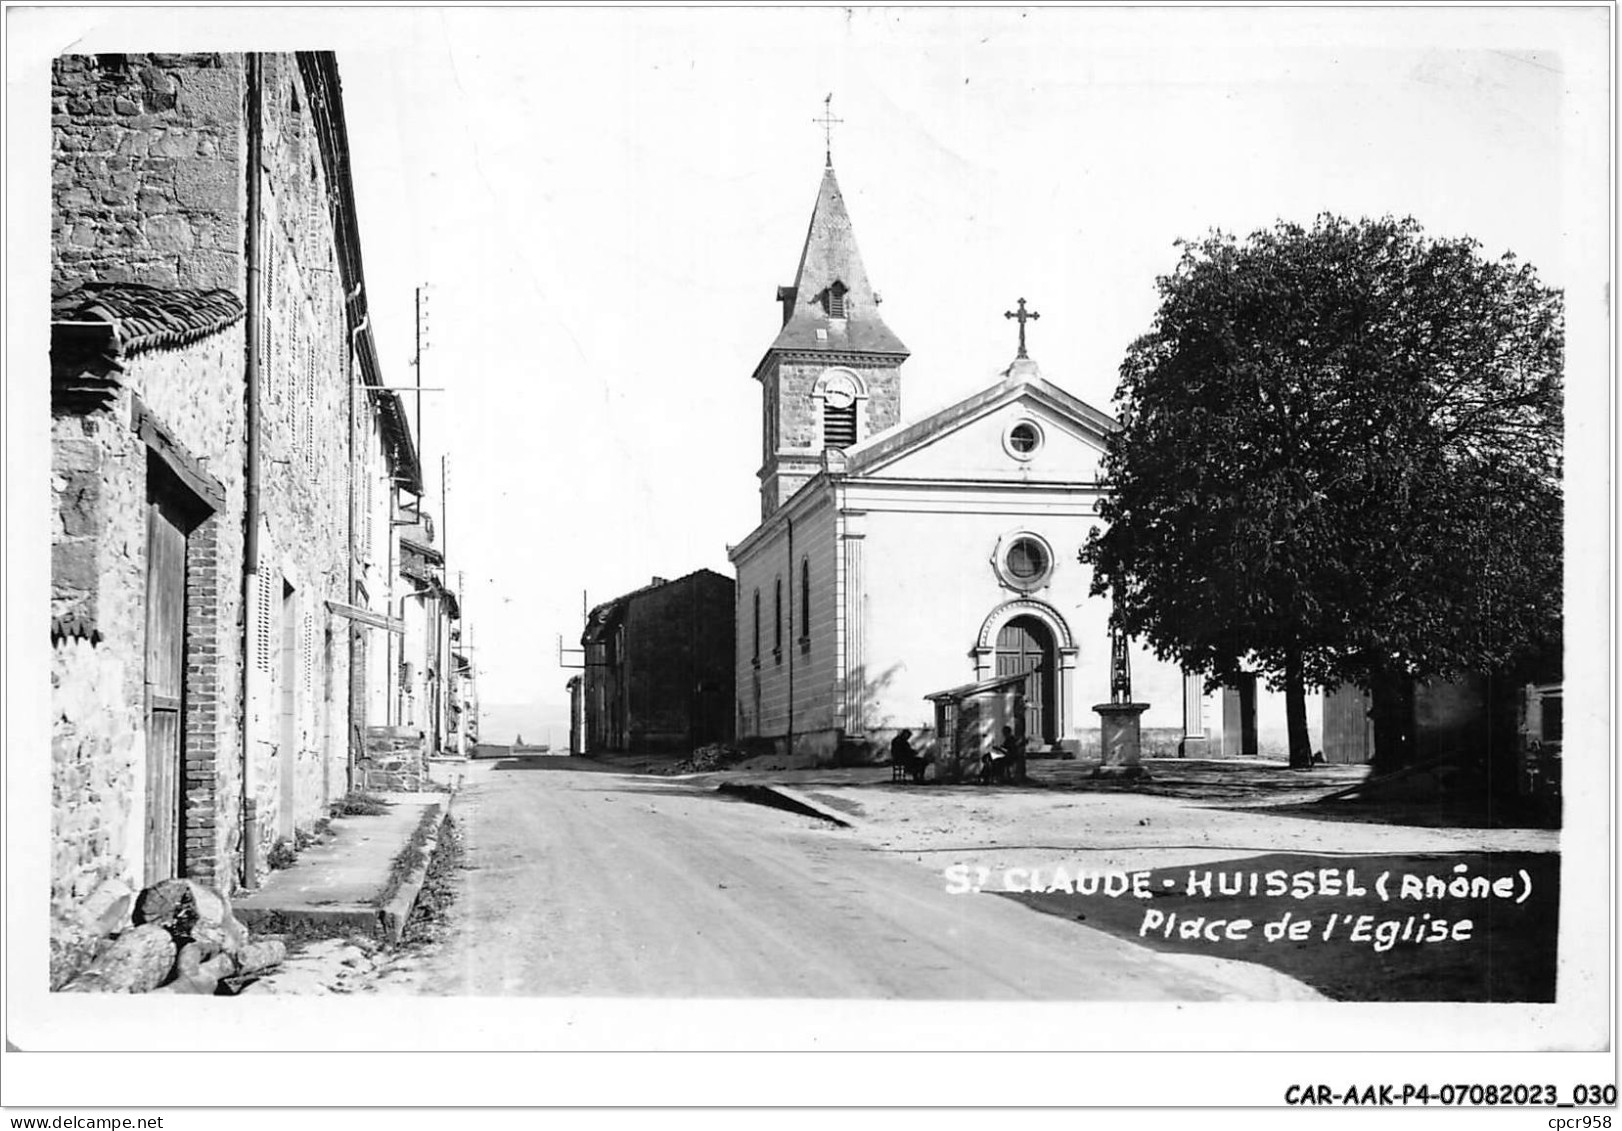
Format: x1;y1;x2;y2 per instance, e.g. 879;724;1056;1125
716;781;851;827
378;791;456;943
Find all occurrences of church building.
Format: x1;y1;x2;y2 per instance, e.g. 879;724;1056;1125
728;161;1213;762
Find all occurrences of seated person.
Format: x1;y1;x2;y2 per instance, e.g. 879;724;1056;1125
890;729;930;783
981;726;1028;784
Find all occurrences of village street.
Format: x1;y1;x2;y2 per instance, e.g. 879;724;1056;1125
362;757;1355;1000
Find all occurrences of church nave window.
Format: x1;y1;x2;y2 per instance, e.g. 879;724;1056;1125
774;577;784;661
799;557;811;646
753;589;761;666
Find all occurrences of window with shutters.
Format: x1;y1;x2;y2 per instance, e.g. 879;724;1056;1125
302;611;315;697
362;459;374;559
305;329;316;460
254;573;276;674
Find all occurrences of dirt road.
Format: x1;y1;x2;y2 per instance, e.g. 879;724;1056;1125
380;757;1321;1000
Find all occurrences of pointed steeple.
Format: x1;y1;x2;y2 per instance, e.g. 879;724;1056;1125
751;161;909;520
767;165;907;357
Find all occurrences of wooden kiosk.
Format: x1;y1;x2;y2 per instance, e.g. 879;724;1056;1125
924;672;1028;784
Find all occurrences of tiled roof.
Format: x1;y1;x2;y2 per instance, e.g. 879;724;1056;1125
762;165;908;361
52;282;245;355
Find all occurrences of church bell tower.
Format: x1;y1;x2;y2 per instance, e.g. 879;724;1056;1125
753;162;909;518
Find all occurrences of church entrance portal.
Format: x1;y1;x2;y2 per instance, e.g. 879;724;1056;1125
995;615;1057;745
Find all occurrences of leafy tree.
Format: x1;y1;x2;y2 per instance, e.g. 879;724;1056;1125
1083;215;1562;771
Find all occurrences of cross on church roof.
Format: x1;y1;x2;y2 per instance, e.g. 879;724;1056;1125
814;93;843;168
1004;297;1040;359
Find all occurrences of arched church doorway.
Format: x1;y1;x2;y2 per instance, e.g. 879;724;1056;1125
996;615;1057;744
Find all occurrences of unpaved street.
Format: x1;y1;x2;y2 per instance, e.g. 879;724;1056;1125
376;757;1320;1000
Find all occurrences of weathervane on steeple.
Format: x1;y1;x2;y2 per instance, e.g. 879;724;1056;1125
1004;297;1040;359
814;93;843;168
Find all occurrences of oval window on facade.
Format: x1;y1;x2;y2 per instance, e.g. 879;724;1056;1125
994;531;1056;591
1003;418;1044;461
1006;537;1049;581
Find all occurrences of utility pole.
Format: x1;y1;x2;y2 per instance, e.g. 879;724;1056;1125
414;285;428;475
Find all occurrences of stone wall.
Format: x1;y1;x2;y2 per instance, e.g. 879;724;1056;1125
52;53;244;294
50;327;252;945
773;359;903;449
119;332;246;893
51;51;359;893
248;54;353;861
760;357;904;514
50;393;146;953
621;573;735;751
51;636;142;930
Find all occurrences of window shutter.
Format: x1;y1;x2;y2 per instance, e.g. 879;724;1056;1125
253;574;275;674
824;403;856;449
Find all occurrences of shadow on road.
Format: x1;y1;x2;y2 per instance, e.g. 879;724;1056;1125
486;759;850;825
488;756;645;775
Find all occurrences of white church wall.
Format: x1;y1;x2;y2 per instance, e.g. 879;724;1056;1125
789;495;840;743
730;487;844;756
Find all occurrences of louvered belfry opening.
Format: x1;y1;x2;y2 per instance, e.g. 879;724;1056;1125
824;402;856;449
826;281;848;319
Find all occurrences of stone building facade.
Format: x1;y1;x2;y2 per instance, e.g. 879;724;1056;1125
51;297;245;962
48;51;422;984
580;571;736;753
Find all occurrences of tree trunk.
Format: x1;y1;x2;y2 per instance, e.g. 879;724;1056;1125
1284;649;1313;769
1369;670;1415;777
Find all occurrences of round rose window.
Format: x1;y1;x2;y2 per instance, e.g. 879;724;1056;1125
1005;537;1050;584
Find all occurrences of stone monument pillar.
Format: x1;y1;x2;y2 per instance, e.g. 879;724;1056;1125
1092;626;1151;779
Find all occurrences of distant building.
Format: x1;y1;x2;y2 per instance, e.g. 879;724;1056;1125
566;675;585;755
394;500;461;757
579;571;736;753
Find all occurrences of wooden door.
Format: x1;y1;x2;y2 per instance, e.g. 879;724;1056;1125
1322;683;1373;764
144;486;189;883
996;616;1056;744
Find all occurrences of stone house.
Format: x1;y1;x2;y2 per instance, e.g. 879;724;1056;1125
48;51;421;980
579;570;737;754
393;500;463;758
449;644;479;756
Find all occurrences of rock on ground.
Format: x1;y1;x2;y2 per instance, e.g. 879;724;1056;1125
133;878;248;953
233;939;286;975
78;877;135;937
60;923;175;993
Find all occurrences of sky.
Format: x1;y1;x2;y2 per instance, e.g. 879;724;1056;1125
10;6;1610;739
330;6;1600;736
341;7;1599;729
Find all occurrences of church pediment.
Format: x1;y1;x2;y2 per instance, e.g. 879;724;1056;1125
844;374;1116;483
